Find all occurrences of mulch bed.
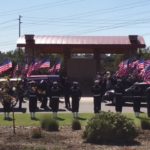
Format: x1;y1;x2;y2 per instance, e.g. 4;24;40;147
0;126;150;150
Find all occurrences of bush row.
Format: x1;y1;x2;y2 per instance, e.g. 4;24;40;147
33;113;150;144
83;112;138;144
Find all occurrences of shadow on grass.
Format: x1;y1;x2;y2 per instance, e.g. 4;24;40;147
36;108;66;112
56;117;65;121
4;117;13;121
138;116;150;130
0;108;27;113
77;117;87;120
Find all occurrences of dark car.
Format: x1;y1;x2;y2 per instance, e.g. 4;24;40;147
27;75;60;82
103;82;150;104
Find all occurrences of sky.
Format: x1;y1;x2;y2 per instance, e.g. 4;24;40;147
0;0;150;52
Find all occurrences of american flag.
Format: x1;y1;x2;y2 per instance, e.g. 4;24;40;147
55;60;61;71
116;60;129;77
129;60;138;69
144;60;150;68
0;60;12;74
26;60;44;77
48;60;61;74
48;65;55;74
39;59;50;68
21;64;29;77
136;60;145;70
143;65;150;81
13;64;19;77
26;63;33;77
144;71;150;81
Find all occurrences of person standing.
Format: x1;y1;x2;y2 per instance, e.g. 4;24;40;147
16;81;24;109
70;81;82;118
28;81;38;120
50;81;61;118
91;80;102;114
63;77;71;110
1;84;13;120
114;79;124;113
132;86;141;117
47;79;53;108
38;80;48;110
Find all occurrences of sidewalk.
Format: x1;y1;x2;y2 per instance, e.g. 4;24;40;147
0;97;148;114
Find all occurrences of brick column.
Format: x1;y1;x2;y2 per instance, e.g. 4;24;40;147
63;48;71;75
93;49;100;72
25;34;35;63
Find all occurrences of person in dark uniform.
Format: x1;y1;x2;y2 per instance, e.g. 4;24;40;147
50;81;61;118
63;77;71;110
28;81;38;120
70;81;82;118
16;81;24;109
114;79;124;113
38;80;48;109
133;86;142;117
22;77;28;101
146;86;150;117
91;80;102;114
47;79;53;108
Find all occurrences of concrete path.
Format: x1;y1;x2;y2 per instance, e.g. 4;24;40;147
0;97;147;115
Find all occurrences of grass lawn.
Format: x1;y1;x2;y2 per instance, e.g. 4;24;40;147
0;113;94;127
0;112;149;127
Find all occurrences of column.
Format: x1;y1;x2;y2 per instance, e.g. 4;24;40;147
63;48;71;76
25;34;35;64
93;49;100;72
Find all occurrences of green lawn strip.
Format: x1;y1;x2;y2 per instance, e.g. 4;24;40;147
0;112;149;127
124;113;149;128
0;113;94;127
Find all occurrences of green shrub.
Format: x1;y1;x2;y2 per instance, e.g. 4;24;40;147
40;115;59;131
83;112;138;144
72;119;81;130
141;118;150;129
31;127;42;138
40;115;49;129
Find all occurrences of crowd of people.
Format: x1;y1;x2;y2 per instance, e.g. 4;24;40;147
0;70;150;120
0;76;82;120
94;71;150;118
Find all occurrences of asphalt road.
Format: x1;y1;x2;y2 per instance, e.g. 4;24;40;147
0;97;147;115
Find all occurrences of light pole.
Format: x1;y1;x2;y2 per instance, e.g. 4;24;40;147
18;15;22;37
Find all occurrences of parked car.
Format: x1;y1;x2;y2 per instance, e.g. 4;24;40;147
26;75;60;84
103;82;150;104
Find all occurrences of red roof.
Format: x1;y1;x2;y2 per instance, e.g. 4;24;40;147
17;35;145;46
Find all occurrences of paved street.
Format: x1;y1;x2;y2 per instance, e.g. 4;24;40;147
77;97;147;114
0;97;147;115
